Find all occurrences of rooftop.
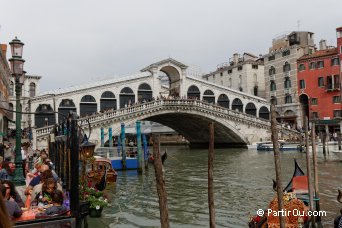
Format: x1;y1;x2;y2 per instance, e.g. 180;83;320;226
297;48;338;61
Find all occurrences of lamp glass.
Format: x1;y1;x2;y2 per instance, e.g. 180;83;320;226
80;141;95;159
9;58;25;75
9;38;24;58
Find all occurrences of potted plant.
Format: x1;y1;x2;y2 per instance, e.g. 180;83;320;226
81;186;109;217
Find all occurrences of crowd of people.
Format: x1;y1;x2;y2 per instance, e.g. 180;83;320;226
0;145;69;225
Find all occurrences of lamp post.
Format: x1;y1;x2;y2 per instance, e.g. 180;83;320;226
9;37;25;185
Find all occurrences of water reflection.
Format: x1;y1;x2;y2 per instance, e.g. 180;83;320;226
100;145;342;227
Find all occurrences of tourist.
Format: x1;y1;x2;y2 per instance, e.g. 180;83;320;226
0;187;12;227
32;178;58;206
0;180;24;208
43;190;67;215
0;161;15;180
0;183;22;218
24;164;50;195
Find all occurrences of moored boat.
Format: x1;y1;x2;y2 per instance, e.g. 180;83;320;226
256;140;302;151
87;156;118;185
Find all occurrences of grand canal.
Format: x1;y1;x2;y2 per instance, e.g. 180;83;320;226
99;145;342;227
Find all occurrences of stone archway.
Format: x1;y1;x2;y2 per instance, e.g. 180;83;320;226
159;66;181;97
35;104;55;128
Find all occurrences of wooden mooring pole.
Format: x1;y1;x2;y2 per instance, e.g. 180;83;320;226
153;134;169;228
270;102;285;228
304;117;316;227
208;122;216;228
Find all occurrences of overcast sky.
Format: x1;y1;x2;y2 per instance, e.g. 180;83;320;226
1;0;341;93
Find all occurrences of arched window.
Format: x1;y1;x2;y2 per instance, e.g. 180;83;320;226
259;106;270;120
80;95;97;116
283;62;291;72
245;102;257;116
285;95;292;104
119;87;135;108
298;64;305;71
270;82;276;91
202;90;215;104
58;99;76;122
138;83;152;102
29;82;36;97
100;91;117;111
217;94;229;108
9;82;14;96
187;85;200;100
284;78;291;88
35;104;56;128
232;98;243;112
269;66;276;76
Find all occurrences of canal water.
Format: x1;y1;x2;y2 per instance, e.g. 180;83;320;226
100;145;342;227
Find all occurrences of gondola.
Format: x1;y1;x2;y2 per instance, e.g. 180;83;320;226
87;156;118;187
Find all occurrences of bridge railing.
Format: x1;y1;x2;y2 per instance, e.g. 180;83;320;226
35;99;278;138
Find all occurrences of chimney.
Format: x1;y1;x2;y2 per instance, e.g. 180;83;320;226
319;39;327;50
233;53;239;64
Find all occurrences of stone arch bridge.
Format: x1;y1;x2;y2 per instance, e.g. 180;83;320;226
30;58;297;149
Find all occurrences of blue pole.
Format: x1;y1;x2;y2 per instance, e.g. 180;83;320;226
136;121;143;173
109;127;113;157
117;135;121;157
100;127;104;147
142;134;148;168
121;123;127;170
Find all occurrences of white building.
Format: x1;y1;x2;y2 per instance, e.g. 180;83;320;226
202;53;265;98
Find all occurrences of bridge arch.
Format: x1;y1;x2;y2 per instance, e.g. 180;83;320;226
217;94;229;109
245;102;257;116
80;95;97;117
187;85;200;99
58;99;76;123
259;106;270;120
160;66;181;97
35;104;55;128
202;89;215;104
120;87;135;108
137;83;152;102
100;91;117;112
232;98;243;112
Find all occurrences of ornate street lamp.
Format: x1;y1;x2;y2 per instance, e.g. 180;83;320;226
9;37;25;185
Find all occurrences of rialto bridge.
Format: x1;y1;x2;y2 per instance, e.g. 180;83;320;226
30;58;296;149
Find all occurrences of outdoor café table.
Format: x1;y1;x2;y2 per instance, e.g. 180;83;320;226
13;208;41;221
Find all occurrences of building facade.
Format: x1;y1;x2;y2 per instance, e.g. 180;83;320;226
202;53;265;99
0;44;12;141
263;31;316;128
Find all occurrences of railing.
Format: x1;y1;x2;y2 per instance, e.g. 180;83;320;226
36;99;273;138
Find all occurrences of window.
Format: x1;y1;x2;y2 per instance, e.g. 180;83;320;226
284;78;291;88
311;112;319;119
282;50;290;56
220;72;223;76
299;80;305;89
298;64;305;71
311;98;318;105
326;76;333;90
239;75;242;85
239;87;243;92
252;64;258;69
9;81;14;96
331;58;340;66
254;86;258;96
268;55;275;61
269;66;276;75
309;62;316;69
317;61;324;68
333;96;341;103
285;95;292;104
270;82;276;91
318;77;324;87
29;82;36;97
238;66;243;71
334;75;340;89
333;110;342;118
228;69;232;74
283;62;291;72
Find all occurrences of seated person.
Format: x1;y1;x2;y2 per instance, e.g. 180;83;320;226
1;180;24;208
42;190;67;215
31;178;60;206
25;164;49;195
0;183;22;218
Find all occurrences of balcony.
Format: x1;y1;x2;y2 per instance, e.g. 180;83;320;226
270;75;275;81
284;71;290;78
270;91;277;97
284;88;292;94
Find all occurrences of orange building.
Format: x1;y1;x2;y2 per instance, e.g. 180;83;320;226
297;27;342;133
0;44;13;141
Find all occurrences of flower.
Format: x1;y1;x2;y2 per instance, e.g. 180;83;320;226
96;205;100;210
86;195;109;209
